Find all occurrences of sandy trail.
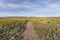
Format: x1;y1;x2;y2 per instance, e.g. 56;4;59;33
21;21;39;40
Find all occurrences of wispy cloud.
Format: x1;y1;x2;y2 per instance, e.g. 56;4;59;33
0;2;33;9
0;0;60;17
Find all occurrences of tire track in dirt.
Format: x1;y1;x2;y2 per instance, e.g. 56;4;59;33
21;21;39;40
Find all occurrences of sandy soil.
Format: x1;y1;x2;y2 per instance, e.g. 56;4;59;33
21;21;39;40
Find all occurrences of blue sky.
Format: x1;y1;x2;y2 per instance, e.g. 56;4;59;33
0;0;60;17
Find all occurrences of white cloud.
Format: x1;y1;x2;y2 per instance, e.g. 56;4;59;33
0;2;33;9
0;2;6;8
7;3;32;8
0;0;60;17
47;3;60;9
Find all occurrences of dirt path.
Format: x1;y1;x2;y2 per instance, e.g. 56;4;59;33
21;21;39;40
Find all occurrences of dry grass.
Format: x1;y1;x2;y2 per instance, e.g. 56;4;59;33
0;17;60;40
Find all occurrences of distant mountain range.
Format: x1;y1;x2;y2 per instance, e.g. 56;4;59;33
0;16;60;18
